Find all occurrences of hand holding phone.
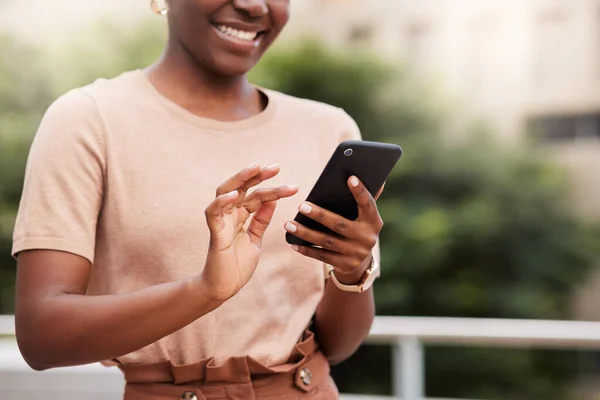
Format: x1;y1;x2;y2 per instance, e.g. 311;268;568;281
284;140;402;283
285;140;402;246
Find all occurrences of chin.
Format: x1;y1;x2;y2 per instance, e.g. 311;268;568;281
214;60;259;77
206;53;262;77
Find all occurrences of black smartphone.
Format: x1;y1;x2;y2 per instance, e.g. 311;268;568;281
286;140;402;246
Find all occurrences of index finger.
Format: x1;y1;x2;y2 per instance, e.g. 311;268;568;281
216;163;280;196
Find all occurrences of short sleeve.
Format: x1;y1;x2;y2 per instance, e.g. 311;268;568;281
12;89;106;263
337;109;363;143
336;109;382;277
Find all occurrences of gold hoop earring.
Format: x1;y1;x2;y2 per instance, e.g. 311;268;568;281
151;0;168;16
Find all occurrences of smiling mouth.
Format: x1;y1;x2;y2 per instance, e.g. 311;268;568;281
213;24;266;42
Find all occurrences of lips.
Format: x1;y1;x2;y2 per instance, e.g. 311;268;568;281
213;24;263;42
210;20;269;54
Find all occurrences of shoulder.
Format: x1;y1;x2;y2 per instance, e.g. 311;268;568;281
43;70;140;124
264;89;362;142
265;89;350;122
30;72;141;163
78;70;141;102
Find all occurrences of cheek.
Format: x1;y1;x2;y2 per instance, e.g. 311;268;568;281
168;0;221;30
269;0;291;31
171;0;226;12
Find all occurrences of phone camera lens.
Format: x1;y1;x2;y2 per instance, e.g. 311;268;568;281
344;149;353;156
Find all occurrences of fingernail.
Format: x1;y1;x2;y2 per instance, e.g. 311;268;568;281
287;184;299;190
246;162;259;169
350;176;360;187
299;203;312;214
262;163;279;171
227;190;239;198
291;245;299;252
285;222;297;233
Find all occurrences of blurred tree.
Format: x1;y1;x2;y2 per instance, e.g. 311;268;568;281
49;18;166;93
250;40;600;400
0;21;165;313
0;35;55;313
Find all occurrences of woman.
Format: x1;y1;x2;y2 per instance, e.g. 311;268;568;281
12;0;384;398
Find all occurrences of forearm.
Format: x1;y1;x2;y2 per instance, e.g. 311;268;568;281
314;271;375;365
16;277;221;370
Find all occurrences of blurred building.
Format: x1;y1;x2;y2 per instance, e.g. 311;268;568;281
290;0;600;220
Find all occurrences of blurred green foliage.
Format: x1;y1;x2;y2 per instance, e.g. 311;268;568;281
0;35;55;311
1;21;600;400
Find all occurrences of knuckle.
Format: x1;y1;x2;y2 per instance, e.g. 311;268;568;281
254;216;269;229
315;208;325;222
374;214;384;230
333;219;347;233
349;258;363;270
359;186;370;199
321;235;335;250
257;191;269;205
268;188;281;202
368;234;378;248
367;197;376;208
358;248;371;261
316;252;328;263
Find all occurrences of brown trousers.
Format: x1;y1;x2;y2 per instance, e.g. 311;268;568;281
120;330;339;400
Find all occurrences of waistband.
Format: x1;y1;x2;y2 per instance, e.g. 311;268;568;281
124;352;331;400
121;329;332;399
120;329;318;384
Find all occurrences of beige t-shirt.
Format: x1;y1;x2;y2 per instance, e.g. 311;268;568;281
12;70;365;368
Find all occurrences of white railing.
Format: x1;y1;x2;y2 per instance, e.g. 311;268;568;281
4;315;600;400
0;315;14;337
367;316;600;400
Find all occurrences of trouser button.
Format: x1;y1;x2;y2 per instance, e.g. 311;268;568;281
180;392;197;400
299;367;312;386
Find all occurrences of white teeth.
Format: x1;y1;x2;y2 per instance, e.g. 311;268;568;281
217;24;259;42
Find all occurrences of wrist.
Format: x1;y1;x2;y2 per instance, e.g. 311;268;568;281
333;256;373;285
189;276;227;314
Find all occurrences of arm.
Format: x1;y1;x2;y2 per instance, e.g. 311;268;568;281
15;165;298;371
15;251;219;370
313;258;375;364
287;177;383;364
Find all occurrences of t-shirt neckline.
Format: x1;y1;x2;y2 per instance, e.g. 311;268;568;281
134;69;276;131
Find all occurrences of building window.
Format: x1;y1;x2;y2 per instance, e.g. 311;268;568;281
348;24;373;44
528;113;600;143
